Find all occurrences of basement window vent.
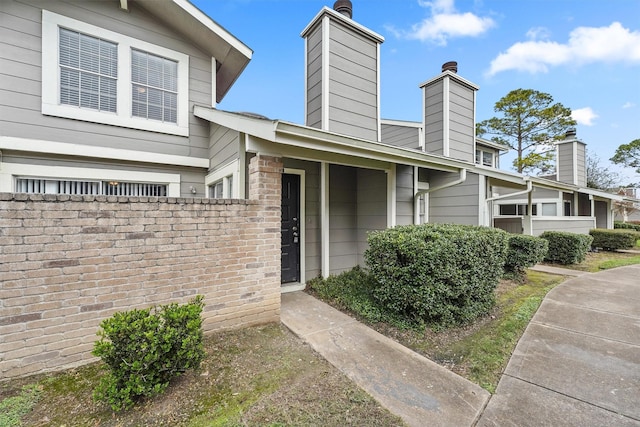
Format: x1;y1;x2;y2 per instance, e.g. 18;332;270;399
16;178;167;197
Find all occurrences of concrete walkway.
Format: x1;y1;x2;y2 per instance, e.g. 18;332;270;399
478;264;640;426
281;265;640;426
281;291;490;427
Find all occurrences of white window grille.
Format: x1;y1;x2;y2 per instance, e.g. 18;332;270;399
131;49;178;123
59;28;117;112
15;178;166;197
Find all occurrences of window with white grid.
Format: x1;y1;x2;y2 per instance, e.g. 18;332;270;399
59;28;118;112
131;50;178;123
42;10;189;136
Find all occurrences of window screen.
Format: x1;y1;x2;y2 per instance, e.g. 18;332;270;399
59;28;117;112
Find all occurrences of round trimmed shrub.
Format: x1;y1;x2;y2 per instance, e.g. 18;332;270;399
364;224;509;328
505;234;548;275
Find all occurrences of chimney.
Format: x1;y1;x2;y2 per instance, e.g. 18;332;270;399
301;1;384;141
556;129;587;186
441;61;457;73
419;62;478;162
333;0;353;18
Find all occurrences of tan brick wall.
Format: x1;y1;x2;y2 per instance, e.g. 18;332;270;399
0;155;283;380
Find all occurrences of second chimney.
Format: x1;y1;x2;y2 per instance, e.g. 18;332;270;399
442;61;458;73
333;0;353;18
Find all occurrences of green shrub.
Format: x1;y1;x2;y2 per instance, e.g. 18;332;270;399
307;267;387;325
505;234;548;275
614;221;640;232
93;296;205;411
589;228;639;251
540;231;593;264
364;224;509;328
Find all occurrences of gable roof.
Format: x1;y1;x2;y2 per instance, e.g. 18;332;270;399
134;0;252;103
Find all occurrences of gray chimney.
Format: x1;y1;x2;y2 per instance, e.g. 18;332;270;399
419;62;478;162
301;1;384;141
333;0;353;18
556;129;587;186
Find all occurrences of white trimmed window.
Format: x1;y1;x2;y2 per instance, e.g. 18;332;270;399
475;149;494;167
16;178;167;197
42;10;189;136
0;163;180;197
206;160;239;199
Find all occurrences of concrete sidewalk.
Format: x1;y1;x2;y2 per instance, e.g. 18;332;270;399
281;291;490;427
478;264;640;426
281;264;640;426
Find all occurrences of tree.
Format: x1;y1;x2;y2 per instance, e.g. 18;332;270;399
477;89;576;174
586;153;621;190
610;139;640;175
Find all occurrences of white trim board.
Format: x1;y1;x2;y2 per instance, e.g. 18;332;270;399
0;162;181;196
0;136;208;168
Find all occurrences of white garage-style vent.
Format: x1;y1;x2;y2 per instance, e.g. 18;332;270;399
16;178;167;197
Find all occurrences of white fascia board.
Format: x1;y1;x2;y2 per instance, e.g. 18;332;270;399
301;6;384;43
578;187;624;201
0;136;208;168
171;0;252;60
419;70;479;91
193;106;276;141
476;137;509;152
529;177;578;193
274;121;464;172
380;119;422;128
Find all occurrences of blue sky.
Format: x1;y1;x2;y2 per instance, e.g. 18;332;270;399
193;0;640;183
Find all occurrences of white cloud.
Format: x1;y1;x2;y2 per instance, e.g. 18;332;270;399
571;107;598;126
488;22;640;76
526;26;551;41
622;102;636;109
388;0;495;46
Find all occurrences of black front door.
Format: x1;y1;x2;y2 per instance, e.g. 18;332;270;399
281;174;300;283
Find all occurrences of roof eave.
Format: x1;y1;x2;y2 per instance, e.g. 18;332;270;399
135;0;252;103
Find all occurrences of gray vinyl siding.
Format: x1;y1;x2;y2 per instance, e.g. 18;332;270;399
208;124;239;171
424;81;444;156
305;25;323;129
576;143;586;187
1;152;206;198
356;168;387;266
381;123;420;149
326;20;378;141
283;158;321;281
0;0;211;160
428;170;480;225
557;143;575;184
531;218;595;236
595;200;608;228
329;165;358;275
495;186;559;202
448;80;474;163
396;165;414;225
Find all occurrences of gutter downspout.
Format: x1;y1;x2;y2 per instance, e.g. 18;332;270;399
485;179;533;234
414;168;467;224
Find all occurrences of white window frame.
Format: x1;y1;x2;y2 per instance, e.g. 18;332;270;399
0;162;181;197
42;10;189;136
475;148;495;167
205;160;239;199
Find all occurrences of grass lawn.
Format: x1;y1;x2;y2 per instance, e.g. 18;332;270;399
1;325;404;427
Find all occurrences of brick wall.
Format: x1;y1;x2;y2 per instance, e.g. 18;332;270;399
0;155;283;379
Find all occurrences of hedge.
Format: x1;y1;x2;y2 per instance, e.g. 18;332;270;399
589;228;639;251
505;234;548;274
614;221;640;232
540;231;593;265
364;224;509;328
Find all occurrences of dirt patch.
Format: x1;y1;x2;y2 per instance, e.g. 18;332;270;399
4;324;404;426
